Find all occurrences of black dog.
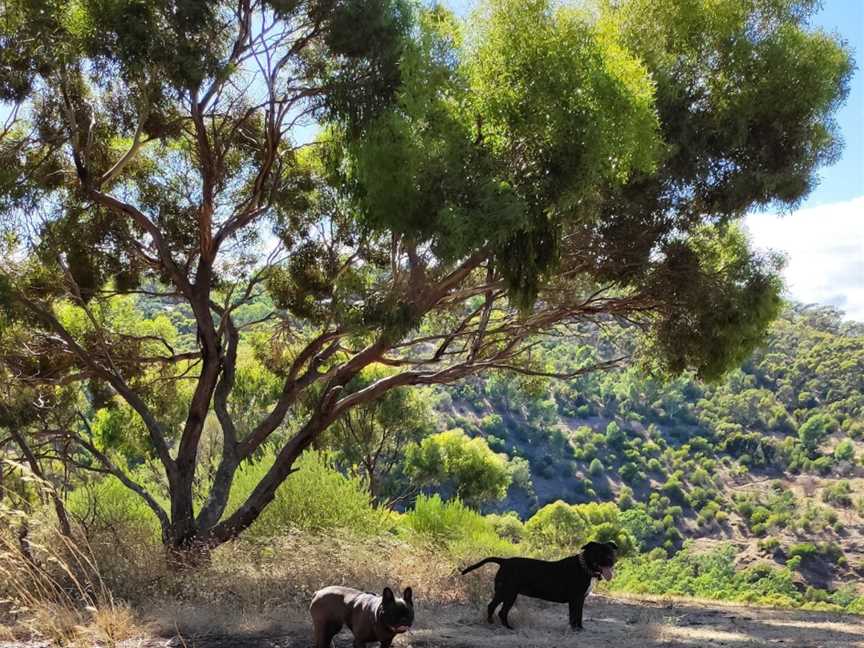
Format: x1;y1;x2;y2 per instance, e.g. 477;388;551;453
461;541;617;630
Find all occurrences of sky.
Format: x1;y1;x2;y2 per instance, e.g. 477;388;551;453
743;1;864;321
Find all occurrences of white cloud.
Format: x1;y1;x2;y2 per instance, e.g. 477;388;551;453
744;197;864;321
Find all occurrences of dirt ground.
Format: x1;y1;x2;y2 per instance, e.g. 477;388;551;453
5;595;857;648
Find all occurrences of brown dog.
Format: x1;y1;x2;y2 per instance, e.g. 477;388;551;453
310;585;414;647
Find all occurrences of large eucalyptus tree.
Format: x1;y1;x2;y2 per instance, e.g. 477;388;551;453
0;0;851;554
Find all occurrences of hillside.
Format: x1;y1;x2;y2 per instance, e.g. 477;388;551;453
433;305;864;595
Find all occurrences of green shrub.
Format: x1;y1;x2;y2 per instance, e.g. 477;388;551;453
400;494;515;559
788;542;844;564
798;413;838;454
609;544;802;608
487;512;526;543
660;479;687;505
525;500;634;555
620;462;640;483
758;537;780;553
404;429;513;505
605;421;625;446
226;450;389;538
834;439;855;461
589;458;604;476
617;485;635;510
66;473;164;546
822;481;853;507
620;507;661;551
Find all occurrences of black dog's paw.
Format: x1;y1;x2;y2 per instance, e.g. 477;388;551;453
570;624;584;632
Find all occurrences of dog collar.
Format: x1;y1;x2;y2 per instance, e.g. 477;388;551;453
578;553;601;578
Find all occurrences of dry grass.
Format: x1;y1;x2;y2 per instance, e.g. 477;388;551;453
3;516;863;648
142;531;477;637
2;467;860;647
0;476;146;646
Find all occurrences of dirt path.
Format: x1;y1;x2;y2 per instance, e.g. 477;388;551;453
3;596;861;648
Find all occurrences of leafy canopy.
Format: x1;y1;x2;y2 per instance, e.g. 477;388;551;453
0;0;852;548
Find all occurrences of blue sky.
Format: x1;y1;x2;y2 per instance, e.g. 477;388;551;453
744;1;863;320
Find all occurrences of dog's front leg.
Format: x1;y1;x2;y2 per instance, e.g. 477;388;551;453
569;596;585;630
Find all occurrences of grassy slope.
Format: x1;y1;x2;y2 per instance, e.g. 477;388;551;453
432;306;864;595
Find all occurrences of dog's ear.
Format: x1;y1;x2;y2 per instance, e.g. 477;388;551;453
403;587;413;605
606;541;618;552
581;541;600;552
382;587;395;604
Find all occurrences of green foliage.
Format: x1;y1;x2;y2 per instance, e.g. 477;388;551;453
404;429;513;505
226;451;390;538
525;500;634;556
644;225;784;381
799;413;837;454
486;511;526;543
821;481;853;507
320;364;435;500
788;541;844;564
609;544;801;608
66;473;164;545
399;494;515;559
620;507;662;552
833;439;855;462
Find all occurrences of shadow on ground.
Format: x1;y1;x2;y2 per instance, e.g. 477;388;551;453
155;596;863;648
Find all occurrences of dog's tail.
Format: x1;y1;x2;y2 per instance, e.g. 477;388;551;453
460;557;504;575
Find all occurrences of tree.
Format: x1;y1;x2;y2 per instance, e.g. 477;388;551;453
526;500;634;555
0;0;851;555
833;439;855;463
799;413;837;455
403;428;512;506
317;364;434;502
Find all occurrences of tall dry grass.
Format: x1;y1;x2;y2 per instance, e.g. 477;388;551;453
0;467;142;645
140;529;481;637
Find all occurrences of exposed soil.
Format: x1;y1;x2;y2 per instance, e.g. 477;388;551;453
5;595;859;648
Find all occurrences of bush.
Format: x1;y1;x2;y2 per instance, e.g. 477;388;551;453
609;544;802;608
589;458;605;476
620;507;661;551
660;479;688;505
822;481;853;507
619;462;640;483
788;542;844;564
833;440;855;462
617;485;635;510
605;421;625;446
758;537;781;553
525;500;634;556
798;413;837;454
404;429;513;505
67;473;165;546
226;451;389;538
487;512;526;543
400;495;514;559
